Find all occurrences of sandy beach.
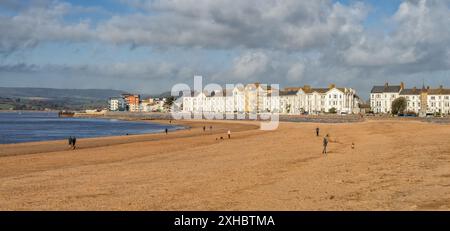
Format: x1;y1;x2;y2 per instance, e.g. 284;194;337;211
0;119;450;210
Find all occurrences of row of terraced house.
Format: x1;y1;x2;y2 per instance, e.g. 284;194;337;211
108;82;450;117
181;83;362;115
370;82;450;116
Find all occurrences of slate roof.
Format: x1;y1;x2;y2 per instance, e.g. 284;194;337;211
371;85;402;93
305;88;346;94
399;88;421;95
399;87;450;95
279;90;298;96
284;87;346;94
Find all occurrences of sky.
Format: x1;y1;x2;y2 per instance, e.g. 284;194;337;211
1;0;449;100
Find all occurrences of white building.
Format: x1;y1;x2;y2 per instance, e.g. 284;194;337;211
399;87;421;114
109;97;125;111
181;83;358;115
141;99;165;112
370;83;404;114
371;83;450;115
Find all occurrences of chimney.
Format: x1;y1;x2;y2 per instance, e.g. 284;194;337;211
328;84;336;89
400;82;405;90
385;82;389;87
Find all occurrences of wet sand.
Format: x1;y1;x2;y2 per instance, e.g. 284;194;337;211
0;119;449;210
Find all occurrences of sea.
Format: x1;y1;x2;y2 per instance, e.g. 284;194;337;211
0;111;183;144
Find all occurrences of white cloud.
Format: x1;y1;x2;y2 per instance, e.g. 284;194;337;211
342;0;450;71
95;0;368;51
0;1;93;54
231;51;270;79
1;0;450;98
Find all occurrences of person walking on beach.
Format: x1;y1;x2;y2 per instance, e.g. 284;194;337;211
316;127;320;137
165;128;168;134
203;126;206;132
228;130;231;139
322;134;329;155
68;136;73;148
210;125;213;131
72;137;77;150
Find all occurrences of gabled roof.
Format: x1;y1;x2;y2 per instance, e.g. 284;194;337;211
371;85;402;93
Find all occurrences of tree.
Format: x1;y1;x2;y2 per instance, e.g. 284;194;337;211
164;96;175;111
391;97;407;115
328;107;337;114
286;104;291;113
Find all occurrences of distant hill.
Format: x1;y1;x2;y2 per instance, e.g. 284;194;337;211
0;87;127;111
0;87;126;101
154;91;174;98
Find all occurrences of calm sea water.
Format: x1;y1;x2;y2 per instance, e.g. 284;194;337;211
0;111;182;144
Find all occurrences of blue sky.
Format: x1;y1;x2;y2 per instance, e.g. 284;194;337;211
1;0;449;99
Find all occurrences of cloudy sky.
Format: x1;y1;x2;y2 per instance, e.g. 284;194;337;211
1;0;449;99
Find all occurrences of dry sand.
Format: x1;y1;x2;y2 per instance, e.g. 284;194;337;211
0;119;449;210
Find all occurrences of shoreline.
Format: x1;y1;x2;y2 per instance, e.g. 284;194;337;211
3;111;450;157
0;114;187;146
0;119;260;158
0;119;449;210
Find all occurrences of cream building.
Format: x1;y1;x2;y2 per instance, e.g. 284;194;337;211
279;84;358;114
182;83;358;115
